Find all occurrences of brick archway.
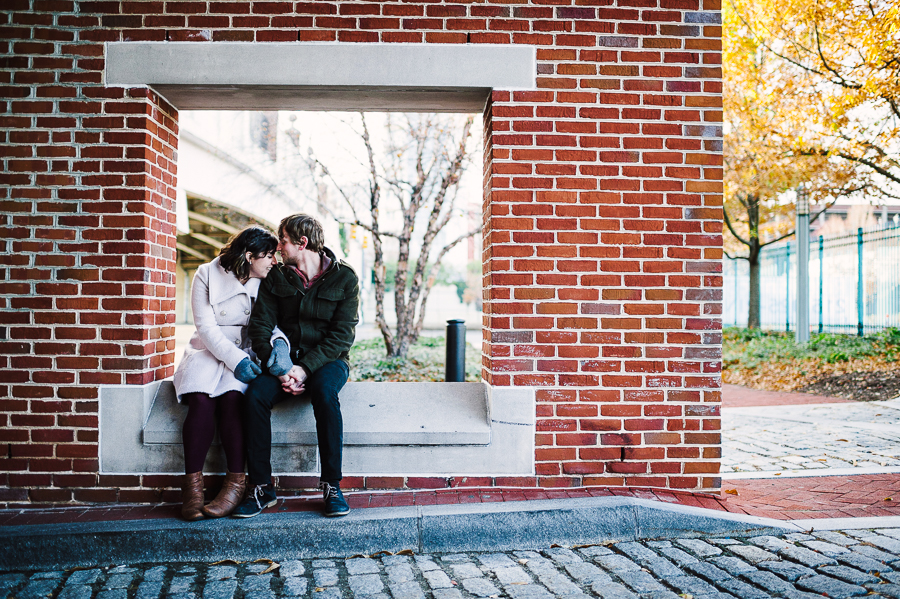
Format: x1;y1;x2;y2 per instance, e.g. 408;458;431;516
0;2;723;506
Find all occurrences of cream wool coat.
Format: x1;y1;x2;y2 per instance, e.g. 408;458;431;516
173;257;261;403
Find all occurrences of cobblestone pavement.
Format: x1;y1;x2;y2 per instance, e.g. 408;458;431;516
723;398;900;475
7;528;900;598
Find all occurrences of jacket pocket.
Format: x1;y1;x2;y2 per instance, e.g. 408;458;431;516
315;288;344;320
271;284;298;297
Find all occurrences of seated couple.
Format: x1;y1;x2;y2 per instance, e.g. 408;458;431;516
173;213;359;520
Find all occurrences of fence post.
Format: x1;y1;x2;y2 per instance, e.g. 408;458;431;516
785;242;791;332
796;189;810;342
733;258;738;326
818;234;824;334
857;227;864;336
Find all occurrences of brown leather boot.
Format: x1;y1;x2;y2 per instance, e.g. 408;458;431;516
202;472;246;518
181;471;205;521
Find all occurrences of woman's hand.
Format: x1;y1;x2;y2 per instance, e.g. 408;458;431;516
234;357;262;383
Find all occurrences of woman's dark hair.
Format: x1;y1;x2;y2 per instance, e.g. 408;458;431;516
218;225;278;280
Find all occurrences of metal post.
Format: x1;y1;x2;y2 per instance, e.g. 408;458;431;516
733;258;738;326
785;242;791;332
818;235;824;334
857;227;864;336
796;188;810;342
445;319;466;382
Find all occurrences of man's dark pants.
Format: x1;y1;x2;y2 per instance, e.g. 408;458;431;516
243;359;349;486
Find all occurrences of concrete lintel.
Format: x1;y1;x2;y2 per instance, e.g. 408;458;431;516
105;42;536;111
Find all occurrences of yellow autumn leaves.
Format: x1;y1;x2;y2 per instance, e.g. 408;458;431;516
723;0;900;257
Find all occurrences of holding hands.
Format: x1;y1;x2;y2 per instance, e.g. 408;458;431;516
268;338;306;395
279;365;307;395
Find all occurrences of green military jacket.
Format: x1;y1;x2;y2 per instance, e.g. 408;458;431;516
248;246;360;376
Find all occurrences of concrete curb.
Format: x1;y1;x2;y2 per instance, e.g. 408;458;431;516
0;497;797;572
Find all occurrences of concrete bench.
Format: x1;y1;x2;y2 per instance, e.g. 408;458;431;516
100;380;535;476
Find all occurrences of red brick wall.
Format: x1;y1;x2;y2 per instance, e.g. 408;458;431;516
0;0;723;506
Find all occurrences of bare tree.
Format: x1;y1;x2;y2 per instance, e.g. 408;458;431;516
308;113;478;358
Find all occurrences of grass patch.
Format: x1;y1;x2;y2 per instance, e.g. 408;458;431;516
349;334;482;382
723;327;900;370
723;327;900;398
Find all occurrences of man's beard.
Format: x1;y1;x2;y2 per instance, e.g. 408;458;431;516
280;254;298;267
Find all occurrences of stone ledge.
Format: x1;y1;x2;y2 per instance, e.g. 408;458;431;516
143;381;492;446
100;381;535;476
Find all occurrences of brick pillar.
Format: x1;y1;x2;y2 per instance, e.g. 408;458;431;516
0;0;179;503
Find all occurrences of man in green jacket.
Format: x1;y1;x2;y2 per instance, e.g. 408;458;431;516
233;213;359;518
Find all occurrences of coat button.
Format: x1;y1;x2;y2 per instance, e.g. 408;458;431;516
245;309;250;315
234;339;240;345
220;311;226;315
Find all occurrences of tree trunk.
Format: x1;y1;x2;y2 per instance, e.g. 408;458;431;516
747;238;761;329
746;195;761;329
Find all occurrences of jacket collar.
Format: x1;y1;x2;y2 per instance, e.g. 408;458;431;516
208;256;260;303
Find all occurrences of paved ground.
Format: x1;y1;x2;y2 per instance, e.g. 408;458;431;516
722;387;900;477
724;474;900;520
7;527;900;598
722;384;852;408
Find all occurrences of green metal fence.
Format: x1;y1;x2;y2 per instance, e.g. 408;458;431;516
724;225;900;334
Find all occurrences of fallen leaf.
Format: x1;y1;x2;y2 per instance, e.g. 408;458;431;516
725;489;739;496
518;559;528;565
396;549;415;556
837;439;849;442
261;562;280;574
315;588;325;593
774;472;781;476
886;497;893;502
209;559;242;565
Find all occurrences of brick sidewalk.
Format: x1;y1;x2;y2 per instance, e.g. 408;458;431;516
721;473;900;520
2;474;899;527
0;486;728;528
722;384;850;408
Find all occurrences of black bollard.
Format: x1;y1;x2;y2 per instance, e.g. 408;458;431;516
445;319;466;382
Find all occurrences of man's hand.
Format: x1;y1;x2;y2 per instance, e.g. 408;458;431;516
278;365;308;396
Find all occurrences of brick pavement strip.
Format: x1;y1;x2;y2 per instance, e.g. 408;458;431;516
6;528;900;598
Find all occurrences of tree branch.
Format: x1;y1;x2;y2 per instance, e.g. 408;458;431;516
723;206;752;246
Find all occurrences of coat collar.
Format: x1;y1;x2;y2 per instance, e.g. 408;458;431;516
207;256;260;303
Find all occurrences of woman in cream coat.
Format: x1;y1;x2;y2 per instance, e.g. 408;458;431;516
174;226;278;520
